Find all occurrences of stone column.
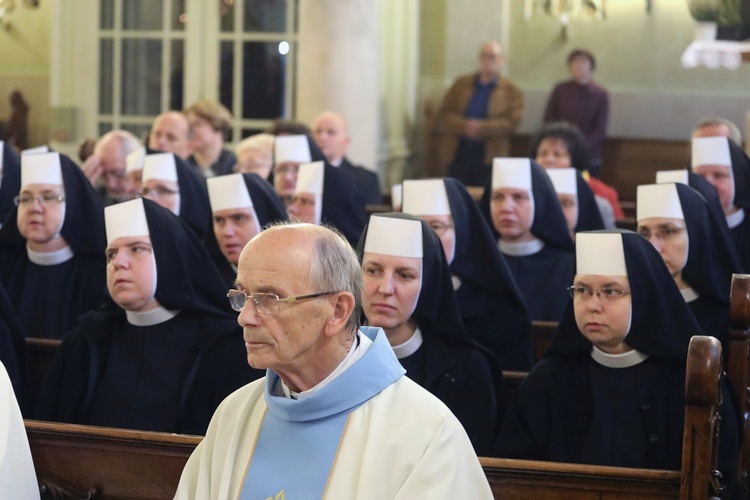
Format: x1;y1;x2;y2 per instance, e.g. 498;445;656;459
296;0;380;172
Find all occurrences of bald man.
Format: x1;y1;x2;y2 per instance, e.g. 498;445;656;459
312;111;382;206
432;41;523;186
82;130;141;205
148;111;193;160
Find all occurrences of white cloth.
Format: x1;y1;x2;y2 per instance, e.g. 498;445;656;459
0;362;40;499
175;359;491;499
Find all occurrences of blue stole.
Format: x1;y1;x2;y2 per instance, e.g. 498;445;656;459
240;327;405;500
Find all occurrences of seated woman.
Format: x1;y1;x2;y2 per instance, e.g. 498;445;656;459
35;198;264;434
496;230;741;497
637;182;741;352
691;136;750;272
140;151;211;240
205;173;288;287
359;213;501;455
0;152;106;339
545;167;580;240
480;158;575;322
531;121;621;228
287;161;365;247
402;178;532;371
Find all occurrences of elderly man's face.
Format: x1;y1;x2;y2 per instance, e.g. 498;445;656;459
97;138;128;200
312;113;350;163
235;228;335;372
149;113;192;160
478;42;503;77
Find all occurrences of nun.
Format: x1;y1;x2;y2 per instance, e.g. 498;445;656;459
480;158;575;322
402;178;533;371
691;136;750;271
35;198;263;434
287;161;365;247
496;231;741;497
359;213;502;455
545;167;580;239
637;183;740;351
124;145;145;200
205;173;289;287
0;152;106;339
140;151;212;240
0;141;21;226
273;134;312;206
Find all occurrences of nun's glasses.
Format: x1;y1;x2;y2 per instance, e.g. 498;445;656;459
227;289;339;315
14;194;65;206
567;286;631;303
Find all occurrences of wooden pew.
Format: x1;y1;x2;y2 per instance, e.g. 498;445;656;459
729;274;750;491
26;336;724;499
26;420;201;499
488;335;725;499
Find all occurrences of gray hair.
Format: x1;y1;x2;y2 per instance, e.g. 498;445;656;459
95;129;142;158
309;225;362;335
693;117;742;146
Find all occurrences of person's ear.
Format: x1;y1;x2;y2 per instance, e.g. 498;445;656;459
323;292;355;336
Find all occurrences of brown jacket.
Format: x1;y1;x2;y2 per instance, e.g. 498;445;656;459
430;73;524;177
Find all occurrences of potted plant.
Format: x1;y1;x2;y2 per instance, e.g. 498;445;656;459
688;0;721;40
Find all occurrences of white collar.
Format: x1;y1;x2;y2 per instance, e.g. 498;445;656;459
726;207;745;229
329;157;343;167
392;327;423;359
26;245;74;266
451;275;462;290
126;306;181;326
282;330;373;400
591;346;649;368
499;237;545;256
681;286;699;303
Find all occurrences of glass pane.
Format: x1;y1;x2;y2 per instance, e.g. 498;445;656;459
122;123;152;142
170;40;185;110
241;128;265;139
171;0;187;31
219;41;234;113
98;122;113;137
220;0;235;32
122;0;164;31
244;0;286;33
241;41;287;119
100;0;115;29
121;39;162;115
99;38;114;114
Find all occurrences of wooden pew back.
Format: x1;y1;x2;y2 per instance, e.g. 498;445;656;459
729;274;750;490
26;420;200;499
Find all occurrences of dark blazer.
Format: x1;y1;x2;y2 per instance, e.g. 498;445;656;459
339;157;382;206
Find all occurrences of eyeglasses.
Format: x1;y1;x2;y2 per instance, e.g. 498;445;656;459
427;221;454;236
227;289;339;315
141;186;179;198
567;286;631;302
638;227;686;241
14;193;65;207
